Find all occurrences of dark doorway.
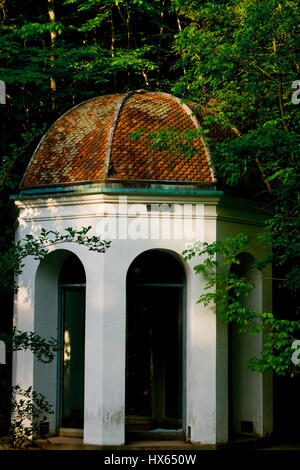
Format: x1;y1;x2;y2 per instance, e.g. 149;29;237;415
126;251;184;431
272;263;300;443
59;255;86;429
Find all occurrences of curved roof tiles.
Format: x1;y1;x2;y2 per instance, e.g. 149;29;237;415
21;90;216;190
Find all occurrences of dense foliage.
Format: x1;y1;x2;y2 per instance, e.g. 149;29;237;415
174;0;299;295
183;233;300;376
0;0;299;380
175;0;299;375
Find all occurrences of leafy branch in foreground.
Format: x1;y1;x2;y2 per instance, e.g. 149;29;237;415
0;226;111;293
8;385;53;448
0;327;59;364
183;232;300;377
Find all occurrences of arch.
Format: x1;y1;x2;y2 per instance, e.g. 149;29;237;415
34;249;86;434
125;248;190;284
228;251;262;437
59;254;86;285
125;249;186;435
126;248;185;285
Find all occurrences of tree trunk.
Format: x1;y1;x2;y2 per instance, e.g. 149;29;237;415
156;0;165;87
111;8;117;91
48;0;57;112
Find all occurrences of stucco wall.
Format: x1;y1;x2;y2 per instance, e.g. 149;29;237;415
12;191;272;445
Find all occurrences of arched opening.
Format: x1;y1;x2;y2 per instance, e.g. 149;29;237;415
228;252;262;438
126;250;185;434
59;254;86;430
34;250;86;434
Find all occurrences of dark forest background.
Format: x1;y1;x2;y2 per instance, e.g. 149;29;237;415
0;0;299;440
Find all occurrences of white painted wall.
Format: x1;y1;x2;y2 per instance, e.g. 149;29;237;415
12;191;272;445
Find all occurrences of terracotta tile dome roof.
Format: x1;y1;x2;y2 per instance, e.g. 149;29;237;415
21;90;217;190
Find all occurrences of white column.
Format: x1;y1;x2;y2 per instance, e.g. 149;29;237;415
102;245;126;445
185;266;217;444
12;257;37;432
83;251;105;444
12;257;38;388
83;245;126;445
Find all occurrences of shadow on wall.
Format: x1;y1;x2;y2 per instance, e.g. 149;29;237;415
228;252;263;438
34;249;86;435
